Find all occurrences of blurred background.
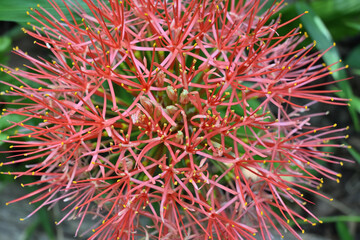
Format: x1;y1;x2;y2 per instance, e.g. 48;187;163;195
0;0;359;239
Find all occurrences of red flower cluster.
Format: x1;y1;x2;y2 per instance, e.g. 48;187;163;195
0;0;350;239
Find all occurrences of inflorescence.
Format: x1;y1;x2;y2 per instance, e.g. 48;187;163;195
0;0;351;239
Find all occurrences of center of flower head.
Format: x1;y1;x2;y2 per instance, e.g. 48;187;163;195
128;60;244;157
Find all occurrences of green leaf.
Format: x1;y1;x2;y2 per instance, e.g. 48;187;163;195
37;208;56;240
344;21;360;31
352;69;360;76
350;97;360;113
0;114;28;145
295;2;359;131
0;133;8;145
0;36;12;64
351;98;360;114
0;36;11;52
0;0;88;24
0;0;43;23
332;88;360;114
22;218;41;240
348;147;360;164
308;0;360;42
311;0;360;22
336;222;354;240
0;114;26;129
296;2;341;79
346;44;360;69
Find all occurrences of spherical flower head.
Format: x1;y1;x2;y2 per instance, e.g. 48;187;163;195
0;0;351;239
